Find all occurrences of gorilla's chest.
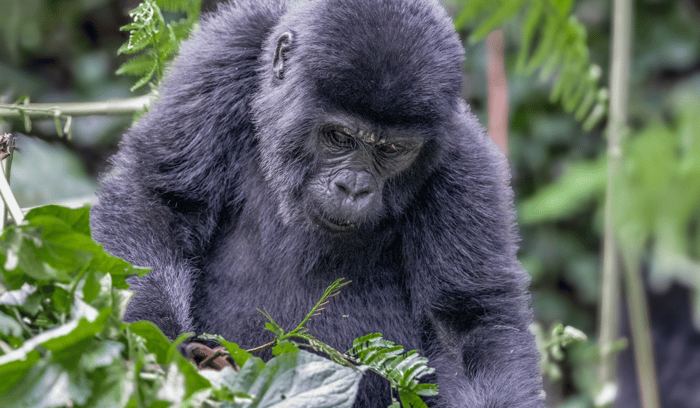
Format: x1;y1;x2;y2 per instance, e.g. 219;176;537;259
193;217;418;354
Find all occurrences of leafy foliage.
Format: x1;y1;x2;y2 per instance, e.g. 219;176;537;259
0;206;439;407
531;322;589;382
117;0;202;91
519;98;700;326
456;0;607;130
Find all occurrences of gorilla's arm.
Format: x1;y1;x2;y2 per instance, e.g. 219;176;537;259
404;110;543;407
91;170;203;337
91;1;286;339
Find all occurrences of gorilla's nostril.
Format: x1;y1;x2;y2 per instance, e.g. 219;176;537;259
335;181;351;195
352;188;372;200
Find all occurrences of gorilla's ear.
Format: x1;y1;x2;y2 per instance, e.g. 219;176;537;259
273;32;293;80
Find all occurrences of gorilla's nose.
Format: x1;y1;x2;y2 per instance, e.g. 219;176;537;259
331;170;379;218
333;170;375;200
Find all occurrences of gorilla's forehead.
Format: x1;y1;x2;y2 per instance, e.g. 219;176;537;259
291;0;464;126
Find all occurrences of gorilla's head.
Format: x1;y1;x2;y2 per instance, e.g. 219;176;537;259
252;0;464;234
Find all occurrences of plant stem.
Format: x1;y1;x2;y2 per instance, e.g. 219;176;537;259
599;0;660;407
597;0;630;388
0;95;151;119
621;252;659;408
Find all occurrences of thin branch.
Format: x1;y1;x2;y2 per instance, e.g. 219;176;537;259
0;95;151;119
486;29;509;157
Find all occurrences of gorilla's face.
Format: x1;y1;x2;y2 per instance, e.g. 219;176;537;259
305;116;423;233
252;0;463;233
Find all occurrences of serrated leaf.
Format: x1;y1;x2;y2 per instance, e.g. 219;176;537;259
120;29;153;55
575;84;598;121
116;54;157;77
130;63;158;92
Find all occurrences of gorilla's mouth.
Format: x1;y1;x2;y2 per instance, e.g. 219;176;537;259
309;211;356;233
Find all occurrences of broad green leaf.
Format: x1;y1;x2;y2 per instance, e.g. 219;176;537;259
128;320;172;364
26;205;91;236
229;350;361;408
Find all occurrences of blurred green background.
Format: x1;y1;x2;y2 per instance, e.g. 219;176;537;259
2;0;700;407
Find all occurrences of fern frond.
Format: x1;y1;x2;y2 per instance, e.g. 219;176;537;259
287;278;351;336
456;0;607;130
347;333;438;406
117;0;201;92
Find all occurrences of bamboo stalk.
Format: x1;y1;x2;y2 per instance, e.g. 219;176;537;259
0;95;151;119
599;0;660;406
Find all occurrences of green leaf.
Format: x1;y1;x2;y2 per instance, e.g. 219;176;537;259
0;363;76;408
469;0;527;43
0;310;24;337
79;340;124;371
0;349;41;394
225;350;361;408
515;0;544;72
127;320;172;364
130;63;157;92
399;388;429;408
26;205;91;236
119;29;154;55
116;53;158;77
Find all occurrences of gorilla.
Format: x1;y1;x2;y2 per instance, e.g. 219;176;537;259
91;0;544;406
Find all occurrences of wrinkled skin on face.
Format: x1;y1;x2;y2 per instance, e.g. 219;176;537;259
306;117;423;232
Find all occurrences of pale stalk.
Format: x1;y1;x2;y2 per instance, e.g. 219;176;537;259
0;95;151;118
598;0;659;406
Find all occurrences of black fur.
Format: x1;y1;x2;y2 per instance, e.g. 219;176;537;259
91;0;544;406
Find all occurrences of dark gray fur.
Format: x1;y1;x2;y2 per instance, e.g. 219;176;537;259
91;0;544;406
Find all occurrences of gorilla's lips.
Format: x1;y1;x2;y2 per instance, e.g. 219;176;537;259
309;211;356;233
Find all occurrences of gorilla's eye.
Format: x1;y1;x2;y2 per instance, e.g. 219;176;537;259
377;143;407;157
327;130;357;149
